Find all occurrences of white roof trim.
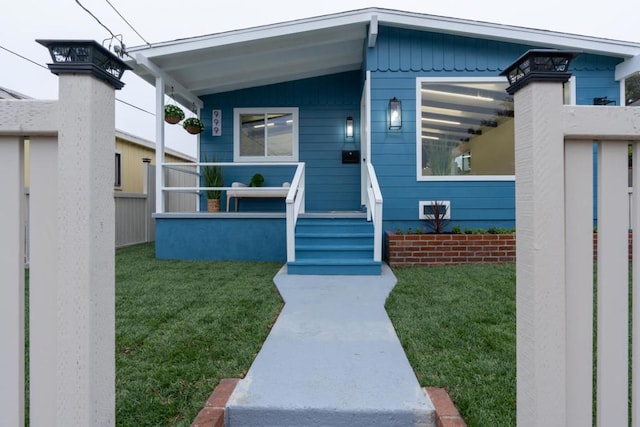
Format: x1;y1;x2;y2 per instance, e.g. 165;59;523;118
368;15;378;48
116;129;195;162
616;54;640;80
129;8;640;59
126;7;640;99
134;54;203;109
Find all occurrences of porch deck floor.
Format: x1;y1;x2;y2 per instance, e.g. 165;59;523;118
224;264;436;426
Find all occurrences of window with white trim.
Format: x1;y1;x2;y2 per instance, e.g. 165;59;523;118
114;151;122;188
233;108;299;162
416;78;514;181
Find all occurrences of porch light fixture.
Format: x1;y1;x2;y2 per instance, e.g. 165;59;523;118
501;49;579;95
37;39;131;90
345;116;354;139
388;97;402;129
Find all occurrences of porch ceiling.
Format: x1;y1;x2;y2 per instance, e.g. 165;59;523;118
126;7;640;108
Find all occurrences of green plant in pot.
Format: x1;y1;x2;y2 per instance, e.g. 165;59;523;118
202;157;224;212
183;117;205;135
249;173;264;187
164;104;185;124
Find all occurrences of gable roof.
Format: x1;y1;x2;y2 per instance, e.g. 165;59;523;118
127;7;640;108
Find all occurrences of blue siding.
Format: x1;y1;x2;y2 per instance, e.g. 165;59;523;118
155;217;286;261
200;72;363;212
366;25;622;231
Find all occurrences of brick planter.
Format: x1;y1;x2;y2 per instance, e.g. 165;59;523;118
385;232;515;267
385;231;633;267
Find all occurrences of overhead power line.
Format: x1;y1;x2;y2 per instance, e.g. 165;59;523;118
75;0;117;39
104;0;151;46
0;45;48;70
0;43;154;116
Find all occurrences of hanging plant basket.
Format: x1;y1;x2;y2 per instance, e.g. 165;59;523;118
183;117;205;135
164;105;185;124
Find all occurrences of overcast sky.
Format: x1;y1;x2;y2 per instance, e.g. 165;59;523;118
2;0;638;157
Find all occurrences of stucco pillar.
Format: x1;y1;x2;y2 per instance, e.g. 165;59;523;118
36;40;130;427
501;50;577;427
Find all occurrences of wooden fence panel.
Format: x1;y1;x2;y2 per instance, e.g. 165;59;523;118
114;193;148;247
564;140;594;426
596;141;630;425
0;136;25;427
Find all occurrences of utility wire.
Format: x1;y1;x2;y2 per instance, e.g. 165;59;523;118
75;0;117;39
104;0;151;46
0;43;155;116
0;45;48;70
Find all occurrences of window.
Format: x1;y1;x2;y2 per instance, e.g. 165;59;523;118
234;108;298;162
417;78;514;181
114;151;122;188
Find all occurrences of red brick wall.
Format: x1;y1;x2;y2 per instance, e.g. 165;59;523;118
592;233;633;261
385;232;633;267
385;232;516;267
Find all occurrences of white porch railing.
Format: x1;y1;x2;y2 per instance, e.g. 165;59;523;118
365;162;383;262
161;162;306;262
286;163;306;262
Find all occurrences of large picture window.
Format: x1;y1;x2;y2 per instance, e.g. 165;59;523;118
234;108;298;162
417;78;514;181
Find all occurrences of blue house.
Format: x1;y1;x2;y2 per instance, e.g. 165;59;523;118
127;8;640;274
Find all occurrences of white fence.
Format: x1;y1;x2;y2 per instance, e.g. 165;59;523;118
514;80;640;426
1;71;118;426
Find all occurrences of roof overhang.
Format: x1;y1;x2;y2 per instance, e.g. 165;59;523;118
126;7;640;108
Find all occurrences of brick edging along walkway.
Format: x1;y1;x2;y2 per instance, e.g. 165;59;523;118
191;379;466;427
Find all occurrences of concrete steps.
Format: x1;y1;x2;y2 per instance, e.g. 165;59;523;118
287;218;381;275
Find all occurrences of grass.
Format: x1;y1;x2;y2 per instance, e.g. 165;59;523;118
27;245;517;425
115;243;283;426
386;264;517;427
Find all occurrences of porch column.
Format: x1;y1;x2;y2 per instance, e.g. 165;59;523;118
155;76;165;213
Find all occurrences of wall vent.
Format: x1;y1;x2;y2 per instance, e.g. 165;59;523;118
419;200;451;220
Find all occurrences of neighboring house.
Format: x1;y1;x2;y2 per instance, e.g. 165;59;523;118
2;85;196;250
0;85;195;193
126;7;640;270
114;129;195;194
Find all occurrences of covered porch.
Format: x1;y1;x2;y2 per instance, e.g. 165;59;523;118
125;11;384;273
155;160;382;274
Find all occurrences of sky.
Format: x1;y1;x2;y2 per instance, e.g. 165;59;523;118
1;0;639;157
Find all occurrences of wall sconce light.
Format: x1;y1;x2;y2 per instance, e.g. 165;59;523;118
388;97;402;129
345;116;354;139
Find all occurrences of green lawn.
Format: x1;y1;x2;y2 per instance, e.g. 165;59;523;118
115;243;283;426
386;264;517;427
114;245;517;426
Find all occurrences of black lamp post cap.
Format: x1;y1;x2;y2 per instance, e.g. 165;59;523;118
501;49;580;95
36;39;132;90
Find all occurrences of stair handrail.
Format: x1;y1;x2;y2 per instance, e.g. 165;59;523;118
286;162;306;262
365;162;383;262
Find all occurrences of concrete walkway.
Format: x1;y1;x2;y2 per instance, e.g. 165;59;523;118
224;264;436;427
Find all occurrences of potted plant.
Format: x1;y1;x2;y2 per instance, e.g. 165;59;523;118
183;117;205;135
164;104;185;124
202;158;224;212
249;173;264;187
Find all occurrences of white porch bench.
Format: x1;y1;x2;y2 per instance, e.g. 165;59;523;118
226;182;291;212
